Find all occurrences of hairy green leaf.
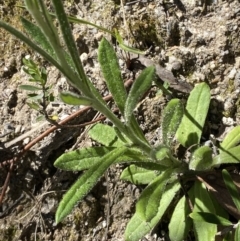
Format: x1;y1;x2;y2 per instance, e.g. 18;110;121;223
162;98;184;146
31;0;93;98
21;17;56;59
19;84;42;91
189;212;232;226
222;169;240;211
60;92;92;106
169;195;192;241
189;146;213;170
136;168;176;221
192;181;217;241
55;146;128;223
27;102;41;111
22;57;37;69
54;146;115;171
114;126;130;143
221;126;240;151
27;93;43;101
36;115;45;122
120;164;159;184
89;123;127;147
152;145;179;166
176;83;210;148
98;38;127;114
54;146;152;171
125;179;180;241
124;66;155;124
212;146;240;167
115;147;151;163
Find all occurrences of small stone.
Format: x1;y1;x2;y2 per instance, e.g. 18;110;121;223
228;67;237;79
80;53;88;64
14;124;22;134
25;54;30;59
124;5;132;11
102;220;107;228
23;137;30;145
171;61;182;71
95;32;103;41
222;117;234;126
209;61;216;70
234;71;240;88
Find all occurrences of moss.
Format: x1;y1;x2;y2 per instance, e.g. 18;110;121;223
220;79;236;118
0;0;31;57
129;19;162;47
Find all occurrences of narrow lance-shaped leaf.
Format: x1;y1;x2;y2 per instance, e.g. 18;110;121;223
25;0;69;70
125;179;181;241
20;17;56;59
42;0;93;97
54;146;116;171
21;16;75;70
169;195;192;241
114;126;130;144
136;168;176;221
120;164;159;185
124;66;155;124
55;146;153;172
220;126;240;151
192;181;217;241
162;98;184;146
51;0;90;92
27;102;41;111
176;83;210;148
19;85;42;91
189;212;232;226
27;93;43;101
98;38;127;114
55;146;128;223
60;92;92;106
212;146;240;167
89;123;127;147
222;169;240;211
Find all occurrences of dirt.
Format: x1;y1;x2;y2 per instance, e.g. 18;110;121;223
0;0;240;240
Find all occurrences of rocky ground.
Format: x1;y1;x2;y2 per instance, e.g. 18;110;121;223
0;0;240;240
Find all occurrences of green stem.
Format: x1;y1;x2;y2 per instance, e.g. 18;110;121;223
91;101;152;155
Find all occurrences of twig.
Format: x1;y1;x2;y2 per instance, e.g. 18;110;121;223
5;121;50;148
0;162;14;213
216;223;239;236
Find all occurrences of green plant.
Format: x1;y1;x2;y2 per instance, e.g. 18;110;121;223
19;57;55;122
2;1;240;240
